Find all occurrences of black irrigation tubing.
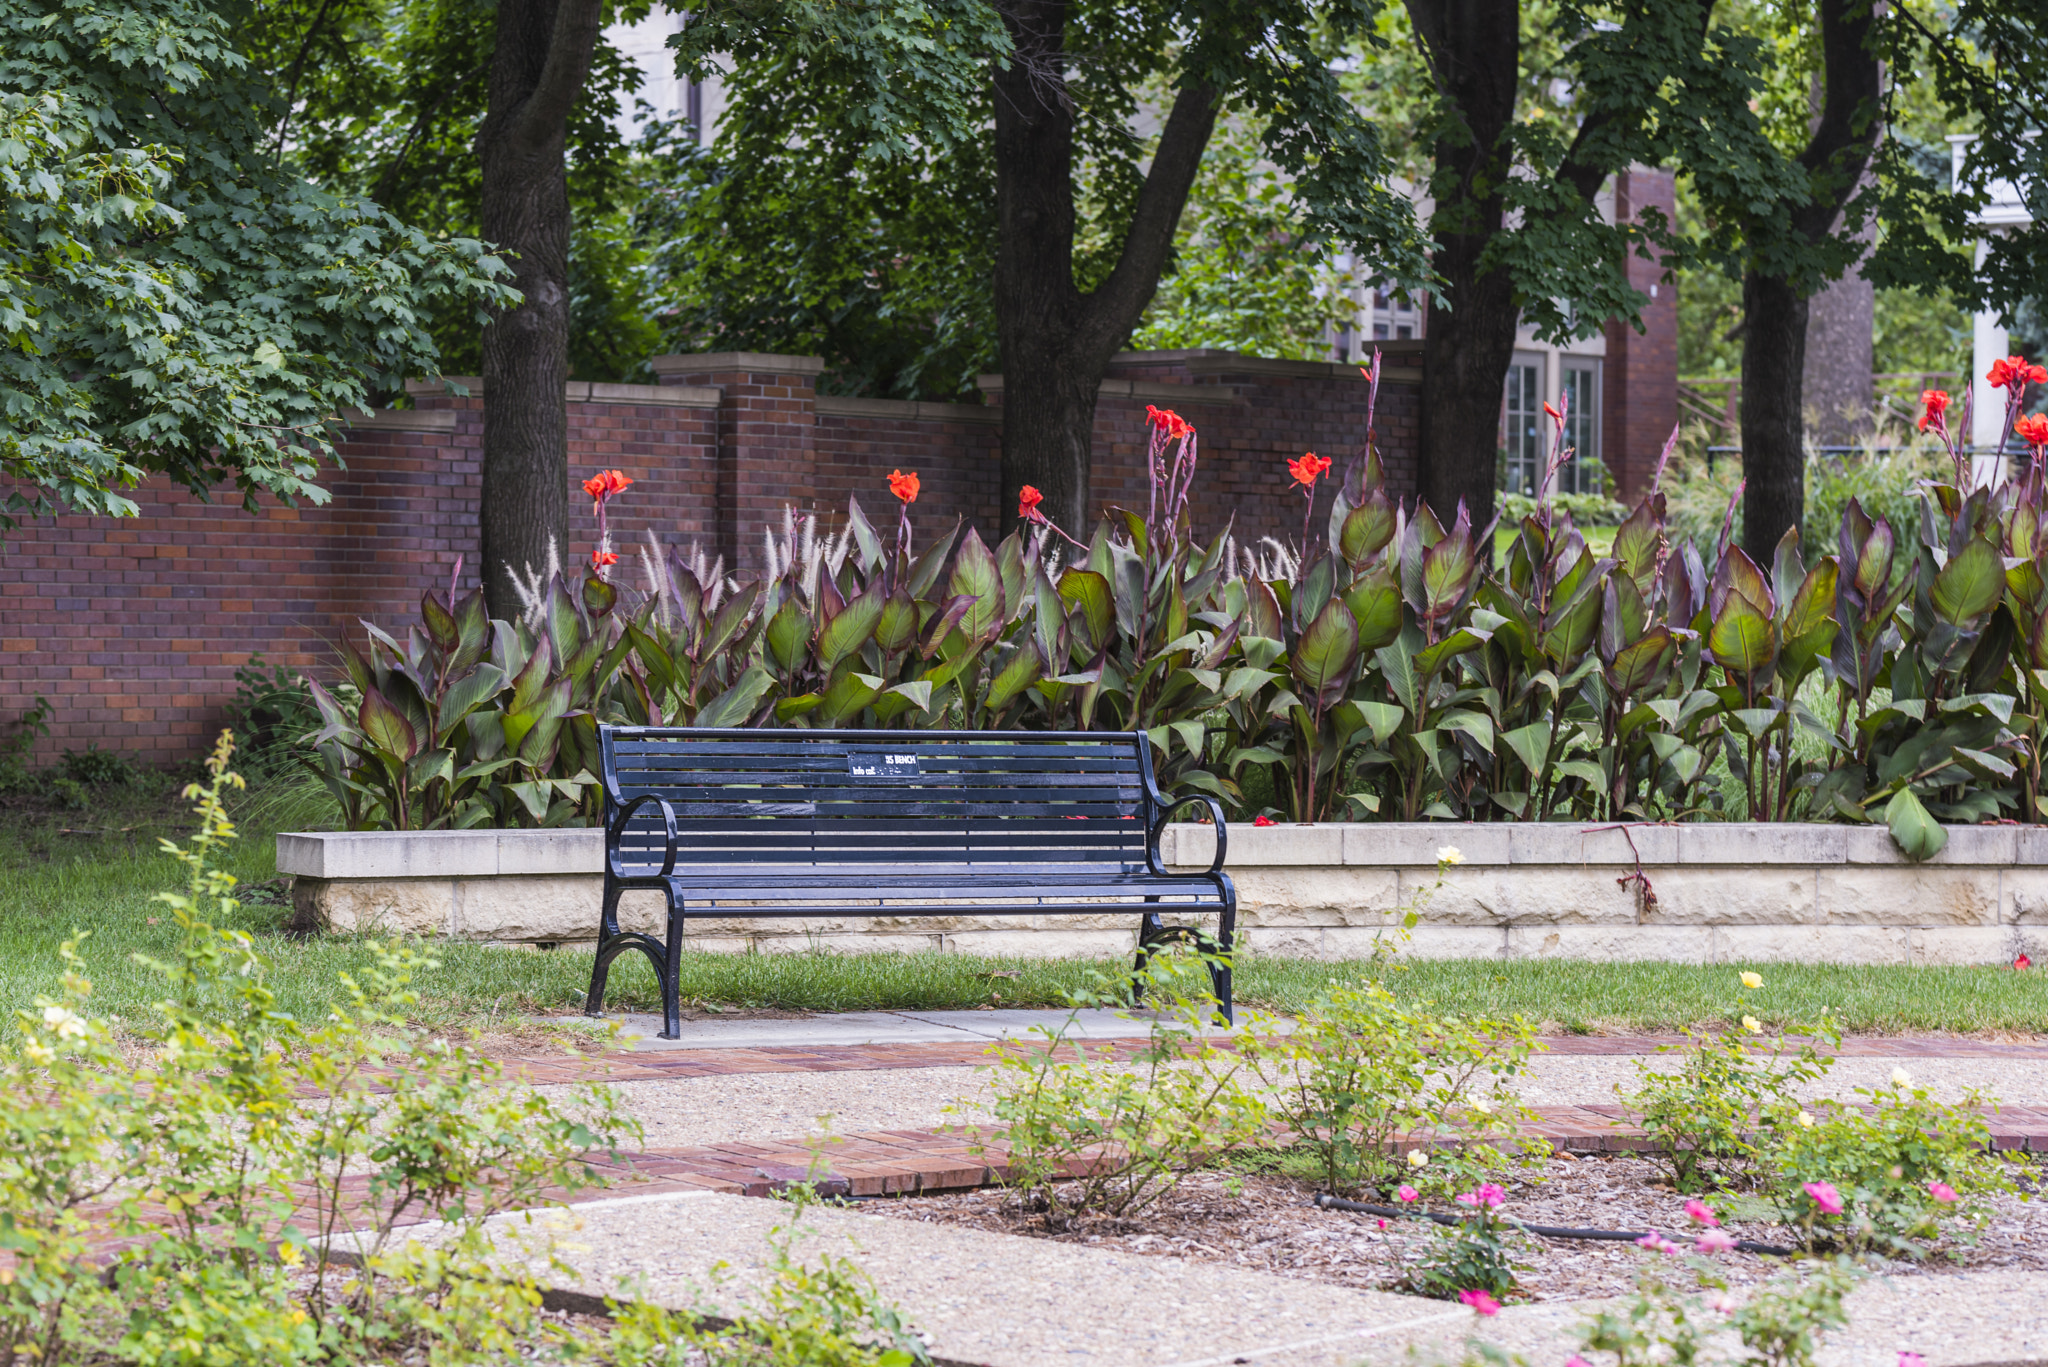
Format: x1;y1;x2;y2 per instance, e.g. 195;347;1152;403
1310;1194;1796;1257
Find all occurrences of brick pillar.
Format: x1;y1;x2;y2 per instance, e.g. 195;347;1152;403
650;352;824;569
1602;168;1680;501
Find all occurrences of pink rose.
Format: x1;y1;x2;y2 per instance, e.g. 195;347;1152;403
1634;1229;1680;1254
1683;1198;1718;1226
1927;1181;1957;1204
1898;1355;1928;1367
1396;1184;1419;1203
1458;1289;1501;1316
1803;1181;1844;1215
1694;1228;1739;1254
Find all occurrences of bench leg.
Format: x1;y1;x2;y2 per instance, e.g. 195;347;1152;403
585;882;683;1040
1210;899;1235;1026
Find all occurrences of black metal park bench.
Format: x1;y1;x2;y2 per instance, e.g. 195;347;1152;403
586;726;1236;1039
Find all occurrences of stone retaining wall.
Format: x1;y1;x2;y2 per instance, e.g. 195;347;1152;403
277;823;2048;964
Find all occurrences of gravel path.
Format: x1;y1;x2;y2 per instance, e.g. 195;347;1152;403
554;1066;997;1149
551;1052;2048;1152
1510;1053;2048;1108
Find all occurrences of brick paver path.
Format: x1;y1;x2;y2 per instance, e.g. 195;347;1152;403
493;1034;2048;1204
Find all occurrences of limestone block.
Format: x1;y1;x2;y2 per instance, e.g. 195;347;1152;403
2007;924;2048;960
1229;868;1398;926
617;890;667;934
669;934;754;955
1233;926;1331;958
1342;825;1513;866
1711;924;1910;965
2019;828;2048;866
1844;824;2016;866
1508;824;1678;866
2003;871;2048;923
1642;868;1815;925
941;929;1136;958
295;877;453;936
1505;924;1714;961
1814;867;1999;926
749;931;945;955
279;831;498;880
1216;824;1344;866
1415;867;1638;926
1678;825;1846;865
1321;925;1504;961
496;828;604;875
455;875;608;941
1906;927;2013;966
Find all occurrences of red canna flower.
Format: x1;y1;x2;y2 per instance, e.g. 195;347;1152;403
1017;484;1045;522
591;549;618;569
1145;405;1192;439
1989;355;2048;390
1253;814;1275;827
888;469;920;504
1919;389;1950;431
582;468;633;507
1543;401;1561;421
1287;452;1333;489
2018;414;2048;448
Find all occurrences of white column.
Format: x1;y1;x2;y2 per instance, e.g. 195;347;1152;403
1970;237;2009;488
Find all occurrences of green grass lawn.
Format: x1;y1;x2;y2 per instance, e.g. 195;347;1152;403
3;764;2046;1037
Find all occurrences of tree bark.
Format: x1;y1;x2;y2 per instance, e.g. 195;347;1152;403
477;0;603;619
991;0;1217;535
1405;0;1521;529
1738;0;1881;562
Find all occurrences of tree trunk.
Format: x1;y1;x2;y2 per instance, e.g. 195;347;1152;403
477;0;602;619
991;0;1217;536
1740;271;1811;558
1405;0;1520;530
1734;0;1882;565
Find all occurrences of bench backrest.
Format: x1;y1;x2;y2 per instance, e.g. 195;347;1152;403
599;727;1160;867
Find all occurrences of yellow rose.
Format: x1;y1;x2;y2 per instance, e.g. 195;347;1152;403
1437;845;1465;867
1740;972;1763;990
1408;1148;1430;1168
1797;1110;1815;1128
1742;1015;1762;1033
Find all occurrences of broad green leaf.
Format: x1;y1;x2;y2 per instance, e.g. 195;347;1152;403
1438;709;1494;754
696;665;775;727
1338;494;1397;566
1502;722;1551;780
1290;600;1360;697
819;586;886;668
1058;569;1114;650
983;646;1044;712
820;670;886;725
434;664;506;745
765;599;809;673
1707;600;1776;674
1931;537;2005;625
1884;787;1948;862
358;686;419;761
1356;701;1405;746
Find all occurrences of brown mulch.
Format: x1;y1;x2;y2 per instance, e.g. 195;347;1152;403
860;1152;2048;1303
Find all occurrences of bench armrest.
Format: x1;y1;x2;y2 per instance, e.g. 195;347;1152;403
1146;792;1227;875
608;794;679;878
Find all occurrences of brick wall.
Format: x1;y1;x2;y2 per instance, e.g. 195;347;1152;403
1602;168;1681;500
0;349;1417;766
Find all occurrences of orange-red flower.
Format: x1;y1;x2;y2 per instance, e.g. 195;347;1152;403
582;468;633;506
1919;389;1950;431
1017;484;1045;522
1287;452;1332;489
591;549;619;569
888;469;920;504
2017;413;2048;448
1989;355;2048;390
1145;405;1192;439
1543;401;1561;421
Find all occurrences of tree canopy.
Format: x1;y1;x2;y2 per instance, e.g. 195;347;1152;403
0;0;513;526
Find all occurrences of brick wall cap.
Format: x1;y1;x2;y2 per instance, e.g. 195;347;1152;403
974;375;1244;406
338;408;457;434
815;395;1001;425
650;352;828;378
401;377;718;408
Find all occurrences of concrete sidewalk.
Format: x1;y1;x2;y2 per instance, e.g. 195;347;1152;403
374;1188;2048;1367
584;1007;1251;1050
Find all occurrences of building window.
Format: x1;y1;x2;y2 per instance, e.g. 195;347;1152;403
1502;360;1544;496
1558;361;1602;495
